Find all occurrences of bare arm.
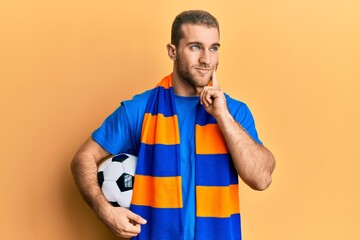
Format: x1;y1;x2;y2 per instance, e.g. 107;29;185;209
71;137;146;238
214;112;275;190
200;71;275;190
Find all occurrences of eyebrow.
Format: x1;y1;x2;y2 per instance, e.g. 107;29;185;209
187;41;221;48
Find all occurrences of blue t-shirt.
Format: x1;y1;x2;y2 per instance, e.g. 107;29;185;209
92;89;262;240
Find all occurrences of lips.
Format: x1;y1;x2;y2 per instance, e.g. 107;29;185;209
195;68;211;75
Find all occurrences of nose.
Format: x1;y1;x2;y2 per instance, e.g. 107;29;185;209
199;49;211;65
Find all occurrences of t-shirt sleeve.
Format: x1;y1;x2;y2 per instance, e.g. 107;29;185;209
226;95;263;145
92;103;134;155
91;90;151;155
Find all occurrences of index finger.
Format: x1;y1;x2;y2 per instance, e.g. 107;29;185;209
212;70;219;87
128;211;147;225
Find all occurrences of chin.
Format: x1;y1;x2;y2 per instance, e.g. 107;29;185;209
181;71;211;88
195;76;211;86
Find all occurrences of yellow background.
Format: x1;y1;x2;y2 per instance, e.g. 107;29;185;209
1;0;359;239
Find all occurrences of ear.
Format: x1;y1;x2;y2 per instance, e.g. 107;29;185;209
166;43;177;61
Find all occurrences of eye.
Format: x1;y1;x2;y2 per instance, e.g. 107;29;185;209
190;45;201;50
210;46;219;52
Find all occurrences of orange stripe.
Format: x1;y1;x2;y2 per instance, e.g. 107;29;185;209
141;113;180;145
156;75;172;89
196;124;229;154
196;184;239;217
131;175;183;208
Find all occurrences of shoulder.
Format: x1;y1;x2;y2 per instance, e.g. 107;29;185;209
122;89;154;107
119;89;154;114
101;88;154;126
224;93;256;128
225;93;262;144
225;93;251;115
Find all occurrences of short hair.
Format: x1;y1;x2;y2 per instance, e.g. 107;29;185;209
171;10;220;47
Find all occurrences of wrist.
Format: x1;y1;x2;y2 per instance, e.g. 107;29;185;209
216;110;234;125
94;192;111;219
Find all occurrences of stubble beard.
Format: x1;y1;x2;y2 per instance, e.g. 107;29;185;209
175;56;212;89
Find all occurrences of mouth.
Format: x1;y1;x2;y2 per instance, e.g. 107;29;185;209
195;68;212;75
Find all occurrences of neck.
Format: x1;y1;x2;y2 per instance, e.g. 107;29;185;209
171;71;203;97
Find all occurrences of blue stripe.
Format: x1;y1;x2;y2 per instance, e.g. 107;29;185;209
145;87;176;117
195;105;217;125
196;154;239;186
136;143;181;176
195;214;241;240
130;205;183;240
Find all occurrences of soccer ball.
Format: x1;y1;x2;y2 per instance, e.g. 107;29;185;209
97;153;137;208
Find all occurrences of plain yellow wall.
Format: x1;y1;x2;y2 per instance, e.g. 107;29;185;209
1;0;359;239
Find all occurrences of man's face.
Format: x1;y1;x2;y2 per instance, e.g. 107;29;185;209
174;24;220;89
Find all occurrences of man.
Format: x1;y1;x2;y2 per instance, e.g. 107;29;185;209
71;10;275;240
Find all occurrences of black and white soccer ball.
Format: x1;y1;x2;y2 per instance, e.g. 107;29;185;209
97;153;137;208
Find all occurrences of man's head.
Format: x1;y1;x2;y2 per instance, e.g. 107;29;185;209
171;10;220;48
167;10;220;96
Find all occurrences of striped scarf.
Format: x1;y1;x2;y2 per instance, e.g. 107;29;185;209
130;74;241;240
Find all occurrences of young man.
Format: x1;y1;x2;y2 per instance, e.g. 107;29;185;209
71;10;275;240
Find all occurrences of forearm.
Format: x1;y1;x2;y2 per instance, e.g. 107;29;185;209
71;152;108;214
216;112;275;190
70;138;112;216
